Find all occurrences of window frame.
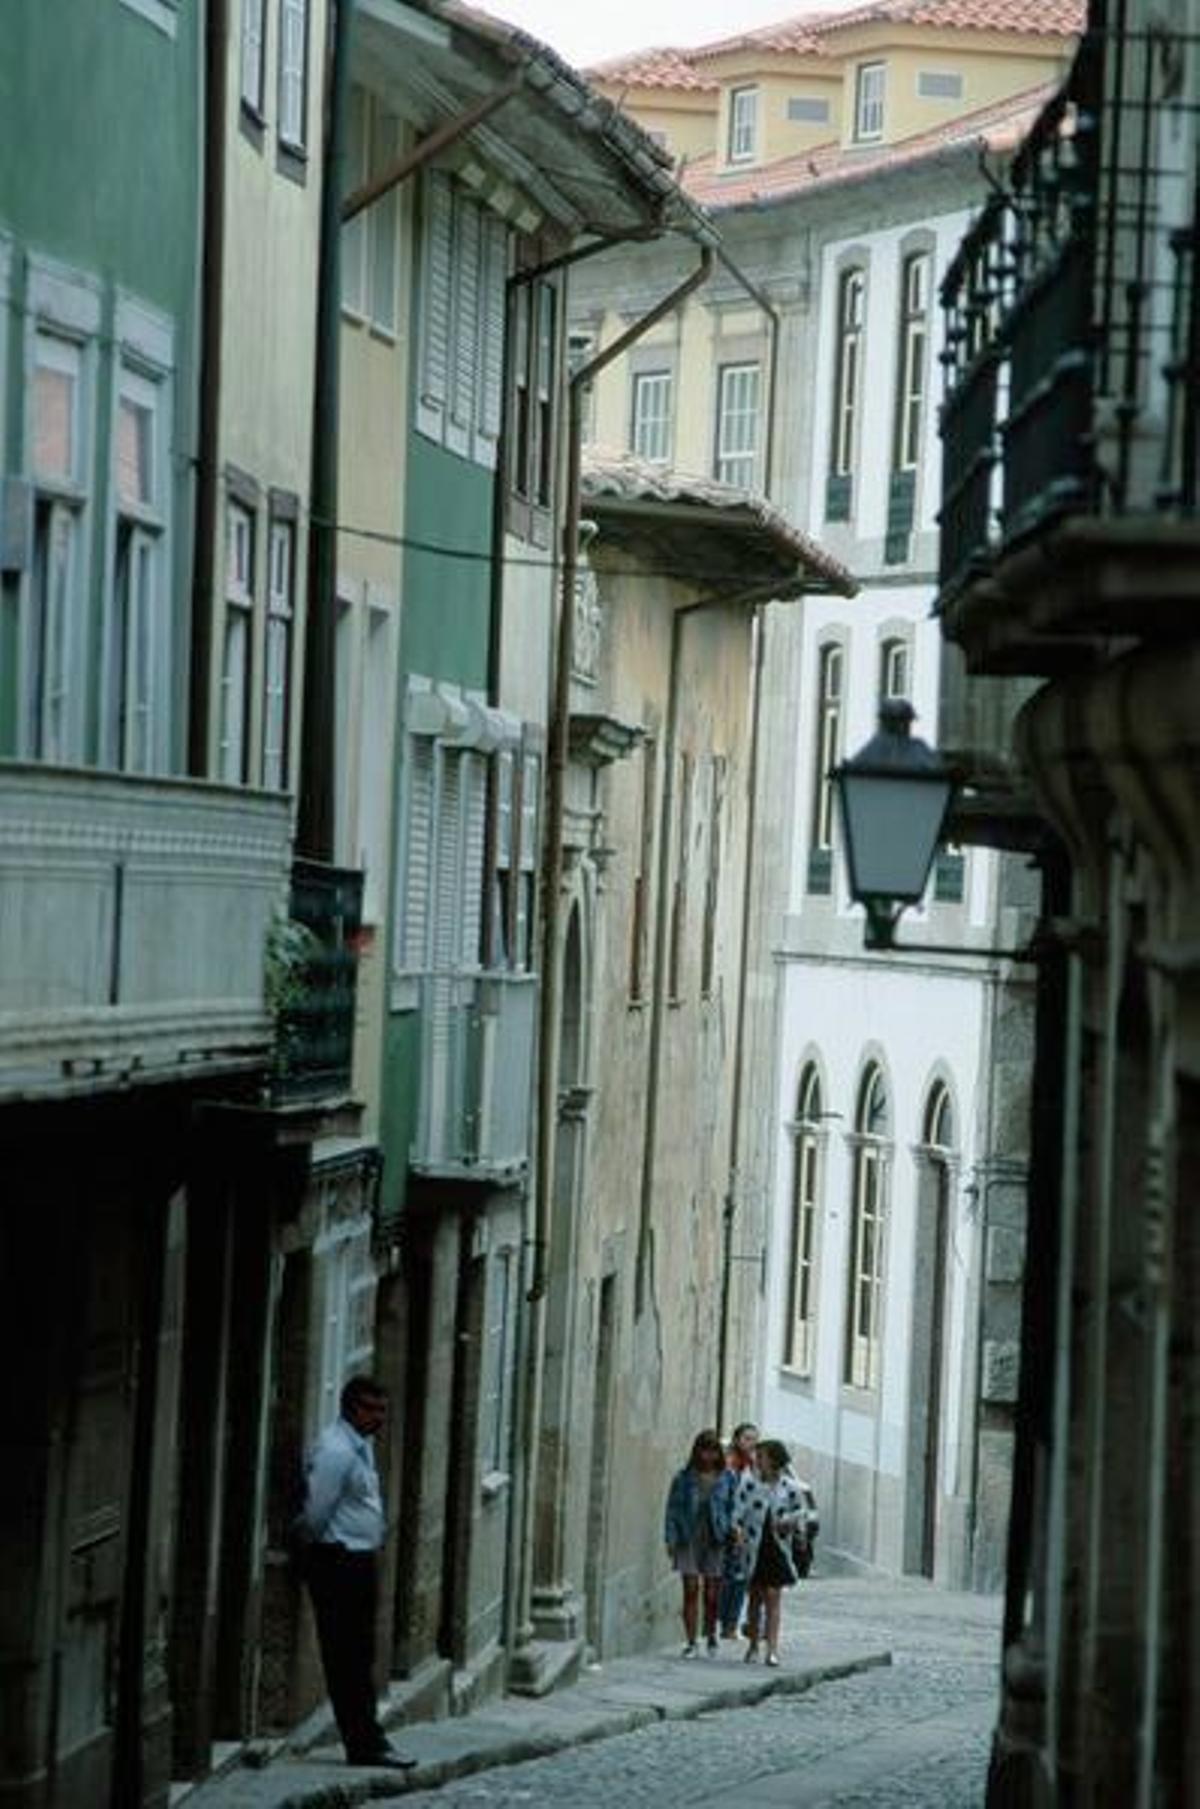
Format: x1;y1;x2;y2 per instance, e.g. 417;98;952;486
830;267;865;482
854;61;886;141
784;1064;824;1375
240;0;266;119
277;0;309;155
110;360;167;774
807;639;843;892
845;1064;890;1392
219;496;255;784
262;507;296;790
509;263;560;540
714;360;761;489
893;250;930;473
727;84;759;163
631;368;673;465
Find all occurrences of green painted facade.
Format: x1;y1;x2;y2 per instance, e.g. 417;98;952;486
0;0;200;763
377;426;496;1224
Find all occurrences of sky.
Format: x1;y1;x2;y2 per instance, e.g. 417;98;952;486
474;0;857;71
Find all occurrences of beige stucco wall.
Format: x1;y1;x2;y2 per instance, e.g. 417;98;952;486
209;2;329;784
592;89;718;164
716;71;843;169
840;40;1072;146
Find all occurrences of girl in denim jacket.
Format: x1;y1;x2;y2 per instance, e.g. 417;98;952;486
663;1428;726;1656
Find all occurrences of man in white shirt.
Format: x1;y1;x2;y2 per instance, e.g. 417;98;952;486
295;1375;416;1770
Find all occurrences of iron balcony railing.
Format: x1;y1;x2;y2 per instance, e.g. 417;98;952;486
271;859;363;1105
938;12;1200;606
410;967;536;1179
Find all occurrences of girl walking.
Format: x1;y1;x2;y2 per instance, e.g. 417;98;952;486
663;1429;727;1656
730;1437;807;1667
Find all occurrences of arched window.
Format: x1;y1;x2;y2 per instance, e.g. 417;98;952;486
923;1080;954;1151
846;1063;889;1389
784;1064;823;1373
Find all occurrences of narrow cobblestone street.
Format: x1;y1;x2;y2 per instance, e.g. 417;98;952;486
382;1574;1000;1808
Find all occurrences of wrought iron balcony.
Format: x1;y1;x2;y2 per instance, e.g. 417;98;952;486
270;860;364;1106
0;763;291;1101
937;16;1200;672
410;968;536;1181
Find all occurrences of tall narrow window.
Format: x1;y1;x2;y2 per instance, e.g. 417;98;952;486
699;755;726;998
510;272;559;525
879;636;910;704
714;362;761;488
631;370;672;464
807;642;842;894
263;516;294;789
220;500;254;783
30;331;86;763
784;1065;823;1373
482;1246;516;1479
240;0;266;114
630;736;657;1002
368;103;399;333
728;85;759;162
846;1064;889;1389
278;0;308;151
342;86;369;316
568;329;597;444
829;269;865;507
854;62;885;140
534;283;557;507
894;252;929;473
112;367;163;773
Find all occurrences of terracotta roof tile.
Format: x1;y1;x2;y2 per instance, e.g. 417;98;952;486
587;46;718;92
683;78;1056;207
690;0;1082;61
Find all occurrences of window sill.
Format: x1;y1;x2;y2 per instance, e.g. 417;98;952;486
118;0;178;37
239;100;266;153
276;140;309;187
368;321;398;347
481;1470;511;1503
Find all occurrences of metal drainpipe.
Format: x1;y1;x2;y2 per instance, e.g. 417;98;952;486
506;249;713;1665
715;601;766;1430
187;0;228;776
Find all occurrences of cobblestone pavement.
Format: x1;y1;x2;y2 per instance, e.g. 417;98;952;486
381;1573;1002;1808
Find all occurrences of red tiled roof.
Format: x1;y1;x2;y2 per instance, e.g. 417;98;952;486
682;77;1056;207
687;0;1083;64
587;46;718;92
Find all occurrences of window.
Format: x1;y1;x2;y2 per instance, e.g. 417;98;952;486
29;331;88;763
788;95;830;123
879;636;910;704
342;86;401;334
111;367;164;772
714;362;761;489
262;515;294;788
481;1246;516;1479
668;751;693;1002
490;745;539;971
728;85;759;162
220;500;254;783
807;642;842;893
846;1064;889;1390
631;369;672;464
630;736;657;1002
699;755;726;998
416;171;508;467
278;0;308;150
511;276;559;518
894;252;929;473
784;1065;823;1373
830;269;865;484
240;0;265;114
854;62;885;140
918;70;963;100
924;1081;954;1151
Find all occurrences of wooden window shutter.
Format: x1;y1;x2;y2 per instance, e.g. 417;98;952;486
475;213;508;467
448;193;481;457
401;735;435;970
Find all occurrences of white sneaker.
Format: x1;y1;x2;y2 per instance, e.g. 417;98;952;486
681;1641;699;1658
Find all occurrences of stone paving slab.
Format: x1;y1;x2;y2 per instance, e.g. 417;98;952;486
181;1640;891;1809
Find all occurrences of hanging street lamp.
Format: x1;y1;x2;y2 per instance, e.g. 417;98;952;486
832;698;955;951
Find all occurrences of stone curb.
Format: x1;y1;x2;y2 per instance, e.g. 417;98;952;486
201;1648;892;1809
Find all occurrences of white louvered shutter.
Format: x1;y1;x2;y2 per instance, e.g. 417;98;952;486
460;751;488;967
475;213;508;466
400;735;435;970
418;172;453;440
448;194;480;456
279;0;307;148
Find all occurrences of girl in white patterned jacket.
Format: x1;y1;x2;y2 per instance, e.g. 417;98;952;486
729;1437;806;1667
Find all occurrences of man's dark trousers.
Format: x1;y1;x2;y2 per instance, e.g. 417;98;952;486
304;1542;386;1758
